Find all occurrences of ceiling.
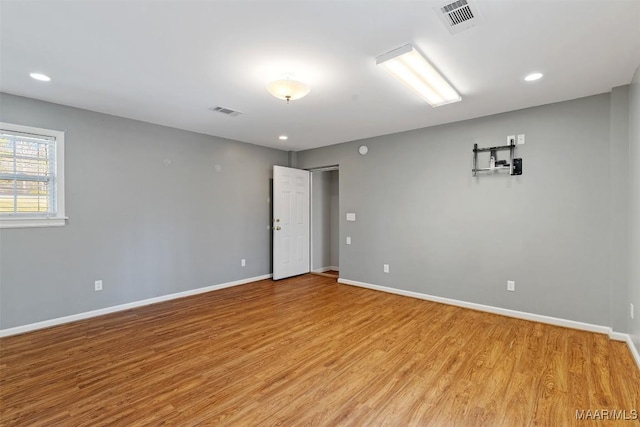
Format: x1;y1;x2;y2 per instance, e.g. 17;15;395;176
1;1;639;151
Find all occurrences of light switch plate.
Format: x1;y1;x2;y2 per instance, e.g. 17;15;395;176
346;236;351;245
517;134;525;145
346;213;356;221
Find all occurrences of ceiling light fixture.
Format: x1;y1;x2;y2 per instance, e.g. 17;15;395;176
278;135;288;141
29;72;51;82
524;72;543;82
267;78;310;103
376;44;460;107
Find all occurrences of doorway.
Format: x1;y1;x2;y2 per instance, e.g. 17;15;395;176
310;168;339;279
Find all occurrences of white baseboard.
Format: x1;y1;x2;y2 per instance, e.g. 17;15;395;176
3;273;638;372
338;277;640;371
312;266;339;273
0;274;272;338
624;334;640;370
312;267;331;273
608;331;629;342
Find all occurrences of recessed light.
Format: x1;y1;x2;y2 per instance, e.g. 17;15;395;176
524;72;543;82
278;135;288;141
30;73;51;82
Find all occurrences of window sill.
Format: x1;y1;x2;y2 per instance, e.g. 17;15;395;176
0;216;68;229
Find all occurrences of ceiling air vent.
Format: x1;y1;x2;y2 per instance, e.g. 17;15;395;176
435;0;482;35
209;106;242;117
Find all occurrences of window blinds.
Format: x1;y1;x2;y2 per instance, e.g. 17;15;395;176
0;130;57;215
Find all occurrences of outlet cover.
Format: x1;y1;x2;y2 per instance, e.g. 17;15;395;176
346;213;356;221
346;236;351;245
383;264;389;273
241;259;246;267
631;303;635;319
507;135;516;145
507;280;515;292
95;280;103;291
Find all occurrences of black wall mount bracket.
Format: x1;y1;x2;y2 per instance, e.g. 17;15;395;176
472;139;522;177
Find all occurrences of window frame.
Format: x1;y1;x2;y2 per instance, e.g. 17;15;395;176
0;122;67;229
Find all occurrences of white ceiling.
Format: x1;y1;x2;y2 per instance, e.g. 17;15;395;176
1;0;639;151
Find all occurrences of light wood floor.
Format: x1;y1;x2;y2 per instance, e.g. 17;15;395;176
1;274;638;426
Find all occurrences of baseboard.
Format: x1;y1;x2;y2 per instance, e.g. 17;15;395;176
312;266;339;273
338;277;640;371
623;334;640;370
608;331;629;342
4;273;638;372
0;274;272;338
338;278;611;334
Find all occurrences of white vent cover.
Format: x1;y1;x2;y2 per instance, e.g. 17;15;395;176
209;106;242;117
435;0;482;35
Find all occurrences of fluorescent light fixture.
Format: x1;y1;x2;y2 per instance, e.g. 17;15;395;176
278;135;288;141
524;72;543;82
29;72;51;82
376;44;460;107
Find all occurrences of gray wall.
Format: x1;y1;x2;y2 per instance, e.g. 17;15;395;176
311;171;331;270
330;170;339;268
298;93;616;327
629;64;640;353
0;93;288;330
610;85;630;333
311;170;339;270
2;82;637;335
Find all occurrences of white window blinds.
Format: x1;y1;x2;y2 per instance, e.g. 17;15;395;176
0;130;58;216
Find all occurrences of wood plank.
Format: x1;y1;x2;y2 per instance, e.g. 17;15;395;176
1;274;638;426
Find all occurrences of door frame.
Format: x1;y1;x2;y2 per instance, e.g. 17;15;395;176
308;165;339;275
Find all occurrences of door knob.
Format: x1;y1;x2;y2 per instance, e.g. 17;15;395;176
275;226;281;230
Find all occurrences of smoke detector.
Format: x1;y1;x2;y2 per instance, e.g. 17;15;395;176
435;0;482;35
209;106;242;117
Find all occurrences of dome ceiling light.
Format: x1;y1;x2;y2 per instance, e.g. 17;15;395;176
267;78;310;103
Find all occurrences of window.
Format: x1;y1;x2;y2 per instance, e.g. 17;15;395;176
0;122;66;228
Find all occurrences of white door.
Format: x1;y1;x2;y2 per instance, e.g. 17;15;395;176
273;165;310;280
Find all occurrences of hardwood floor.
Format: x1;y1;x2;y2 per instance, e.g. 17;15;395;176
1;274;638;426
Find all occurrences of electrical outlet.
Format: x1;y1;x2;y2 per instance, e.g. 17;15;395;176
95;280;103;291
241;259;246;267
507;280;515;292
383;264;389;273
346;236;351;245
517;134;525;145
507;135;516;145
631;303;635;320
